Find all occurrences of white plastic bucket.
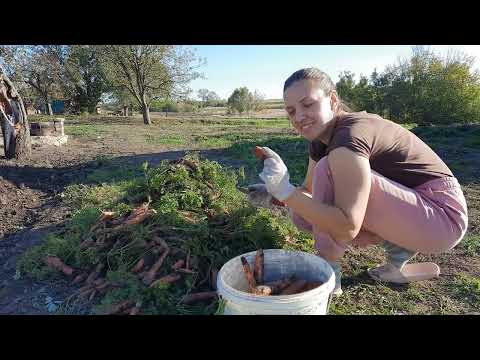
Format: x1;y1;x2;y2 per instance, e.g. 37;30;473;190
216;249;335;315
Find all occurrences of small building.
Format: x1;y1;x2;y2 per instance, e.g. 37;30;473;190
51;100;66;114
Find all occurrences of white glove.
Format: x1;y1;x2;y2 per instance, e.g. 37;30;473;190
258;147;296;201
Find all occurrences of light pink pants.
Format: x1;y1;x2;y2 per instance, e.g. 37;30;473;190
290;157;469;263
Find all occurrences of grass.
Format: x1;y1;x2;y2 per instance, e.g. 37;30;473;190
18;112;480;315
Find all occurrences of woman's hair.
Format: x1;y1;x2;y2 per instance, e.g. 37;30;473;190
283;67;352;112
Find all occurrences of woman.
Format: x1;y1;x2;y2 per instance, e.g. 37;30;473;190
252;68;468;295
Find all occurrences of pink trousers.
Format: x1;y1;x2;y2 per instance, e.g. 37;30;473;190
290;157;469;263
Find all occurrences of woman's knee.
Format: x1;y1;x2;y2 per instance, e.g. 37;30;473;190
312;157;335;202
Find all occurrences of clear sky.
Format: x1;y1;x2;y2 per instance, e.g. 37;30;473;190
188;45;480;101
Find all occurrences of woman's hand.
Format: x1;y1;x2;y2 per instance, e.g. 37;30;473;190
258;147;296;201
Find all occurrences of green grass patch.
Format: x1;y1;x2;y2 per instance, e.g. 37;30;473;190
458;234;480;256
452;273;480;306
144;134;187;145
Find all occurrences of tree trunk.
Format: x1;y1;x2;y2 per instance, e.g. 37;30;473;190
123;105;129;117
141;98;151;125
47;102;53;115
0;69;31;160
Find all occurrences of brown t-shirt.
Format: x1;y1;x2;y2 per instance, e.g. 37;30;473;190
309;111;453;188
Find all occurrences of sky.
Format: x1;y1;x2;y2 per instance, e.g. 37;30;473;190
188;45;480;101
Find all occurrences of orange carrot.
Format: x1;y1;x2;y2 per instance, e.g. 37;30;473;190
265;277;295;294
79;239;94;250
279;279;308;295
71;272;87;285
240;256;256;292
45;256;73;276
106;300;136;315
79;288;96;299
254;146;267;160
149;273;181;288
253;285;272;296
85;263;105;285
143;247;170;285
176;268;195;274
180;291;218;304
131;258;145;273
128;306;141;315
171;259;185;271
211;268;218;290
99;211;116;222
186;251;190;270
120;204;157;226
254;249;264;285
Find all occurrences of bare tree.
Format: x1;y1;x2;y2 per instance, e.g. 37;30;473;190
0;65;30;159
97;45;204;125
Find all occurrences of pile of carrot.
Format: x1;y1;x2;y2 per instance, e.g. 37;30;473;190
44;202;218;315
240;249;323;296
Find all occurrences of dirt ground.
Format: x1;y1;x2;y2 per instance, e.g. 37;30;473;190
0;127;248;314
0;131;183;314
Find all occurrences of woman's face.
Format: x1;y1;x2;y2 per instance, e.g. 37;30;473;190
284;79;337;141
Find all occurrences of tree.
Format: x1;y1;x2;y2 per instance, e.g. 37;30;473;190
0;65;30;159
251;90;266;111
0;45;65;115
97;45;203;125
197;88;210;107
227;87;255;114
63;45;111;114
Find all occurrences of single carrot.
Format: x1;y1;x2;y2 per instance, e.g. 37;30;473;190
210;268;218;290
71;272;87;285
106;300;136;315
79;288;96;299
279;279;308;295
95;281;111;293
93;278;106;287
253;249;264;285
131;258;145;273
89;290;97;301
254;146;267;160
240;256;256;292
180;291;218;304
128;306;141;315
253;285;272;296
99;211;116;222
176;268;195;274
186;251;190;270
143;247;170;285
44;256;74;276
79;239;94;250
171;259;185;271
265;276;295;294
85;263;105;285
149;273;181;288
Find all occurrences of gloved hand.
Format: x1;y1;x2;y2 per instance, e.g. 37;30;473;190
258;147;296;201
